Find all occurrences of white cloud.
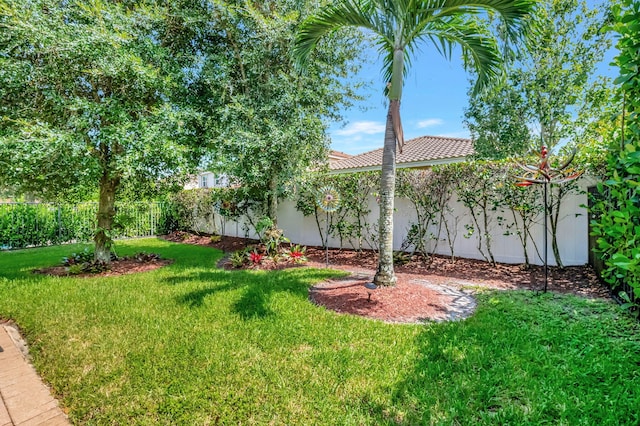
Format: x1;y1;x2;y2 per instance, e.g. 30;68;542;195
416;118;444;128
334;121;385;136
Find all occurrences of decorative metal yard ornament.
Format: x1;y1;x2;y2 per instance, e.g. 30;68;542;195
364;282;378;302
316;186;341;267
515;146;583;292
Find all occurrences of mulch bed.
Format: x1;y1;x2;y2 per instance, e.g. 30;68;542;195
28;232;612;323
34;258;173;278
160;232;612;324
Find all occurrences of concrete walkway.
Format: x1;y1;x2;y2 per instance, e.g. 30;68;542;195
0;324;70;426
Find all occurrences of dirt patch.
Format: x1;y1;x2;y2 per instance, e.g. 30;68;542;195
161;232;611;323
305;248;609;298
308;275;476;324
162;231;255;252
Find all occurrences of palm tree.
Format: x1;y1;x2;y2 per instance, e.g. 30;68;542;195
294;0;535;286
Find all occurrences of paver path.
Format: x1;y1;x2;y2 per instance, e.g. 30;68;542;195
0;324;70;426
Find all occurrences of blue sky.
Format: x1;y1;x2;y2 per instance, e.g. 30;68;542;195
327;48;473;155
327;2;619;156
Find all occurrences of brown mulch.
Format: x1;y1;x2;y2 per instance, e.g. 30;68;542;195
159;232;612;324
34;258;173;278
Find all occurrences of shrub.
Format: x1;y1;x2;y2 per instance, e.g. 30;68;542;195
67;264;85;275
131;252;161;262
1;202;163;249
591;1;640;305
62;248;94;266
230;249;249;268
393;251;411;266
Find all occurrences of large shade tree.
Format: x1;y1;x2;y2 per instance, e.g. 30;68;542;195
294;0;535;286
0;0;204;262
190;0;364;225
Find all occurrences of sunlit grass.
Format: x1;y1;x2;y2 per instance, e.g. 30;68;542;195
1;238;638;425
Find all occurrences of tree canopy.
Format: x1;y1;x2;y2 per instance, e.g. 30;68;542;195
190;0;365;224
0;0;204;260
464;0;615;160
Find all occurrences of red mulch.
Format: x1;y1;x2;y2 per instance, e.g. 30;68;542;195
160;232;612;324
34;258;173;278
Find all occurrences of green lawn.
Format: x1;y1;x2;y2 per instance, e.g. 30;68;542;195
0;238;639;425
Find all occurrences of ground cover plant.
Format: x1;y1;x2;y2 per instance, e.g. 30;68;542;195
0;238;639;424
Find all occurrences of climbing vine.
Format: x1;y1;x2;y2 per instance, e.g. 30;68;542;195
295;172;378;251
173;160;587;269
497;165;544;267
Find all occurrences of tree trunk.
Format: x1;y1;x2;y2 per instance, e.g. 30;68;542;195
268;176;278;226
373;101;398;286
549;184;564;268
94;173;119;263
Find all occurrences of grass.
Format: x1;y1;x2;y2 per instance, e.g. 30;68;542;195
0;238;639;425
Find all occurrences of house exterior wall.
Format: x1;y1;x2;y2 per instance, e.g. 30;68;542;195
191;180;591;267
185;172;230;189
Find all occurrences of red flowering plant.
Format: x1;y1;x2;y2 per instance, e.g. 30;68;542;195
248;250;264;266
285;244;307;264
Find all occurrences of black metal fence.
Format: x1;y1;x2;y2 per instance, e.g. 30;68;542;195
0;202;165;250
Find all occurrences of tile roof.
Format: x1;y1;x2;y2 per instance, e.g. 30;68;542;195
328;150;352;160
329;135;474;172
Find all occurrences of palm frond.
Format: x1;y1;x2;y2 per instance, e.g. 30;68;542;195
415;16;502;94
293;0;389;71
424;0;536;43
295;0;534;97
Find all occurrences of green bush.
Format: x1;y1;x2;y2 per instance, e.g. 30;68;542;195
591;145;640;298
591;1;640;302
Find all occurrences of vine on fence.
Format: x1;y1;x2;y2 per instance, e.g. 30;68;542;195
498;165;544;267
295;172;379;252
453;162;505;265
430;166;465;262
396;169;443;263
160;187;266;238
160;158;589;269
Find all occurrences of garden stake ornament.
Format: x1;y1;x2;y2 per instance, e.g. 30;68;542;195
515;146;583;292
316;186;341;267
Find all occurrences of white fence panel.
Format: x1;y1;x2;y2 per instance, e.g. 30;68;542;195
200;182;591;267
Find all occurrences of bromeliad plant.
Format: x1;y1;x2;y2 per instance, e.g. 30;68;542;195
285;244;307;264
254;216;290;258
230;248;250;268
248;249;264;266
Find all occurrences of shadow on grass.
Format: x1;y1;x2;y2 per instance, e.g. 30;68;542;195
354;291;640;425
172;267;342;320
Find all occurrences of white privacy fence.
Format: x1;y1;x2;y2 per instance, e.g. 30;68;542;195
189;179;592;267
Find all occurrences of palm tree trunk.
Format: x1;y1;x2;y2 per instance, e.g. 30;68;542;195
373;101;398;286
